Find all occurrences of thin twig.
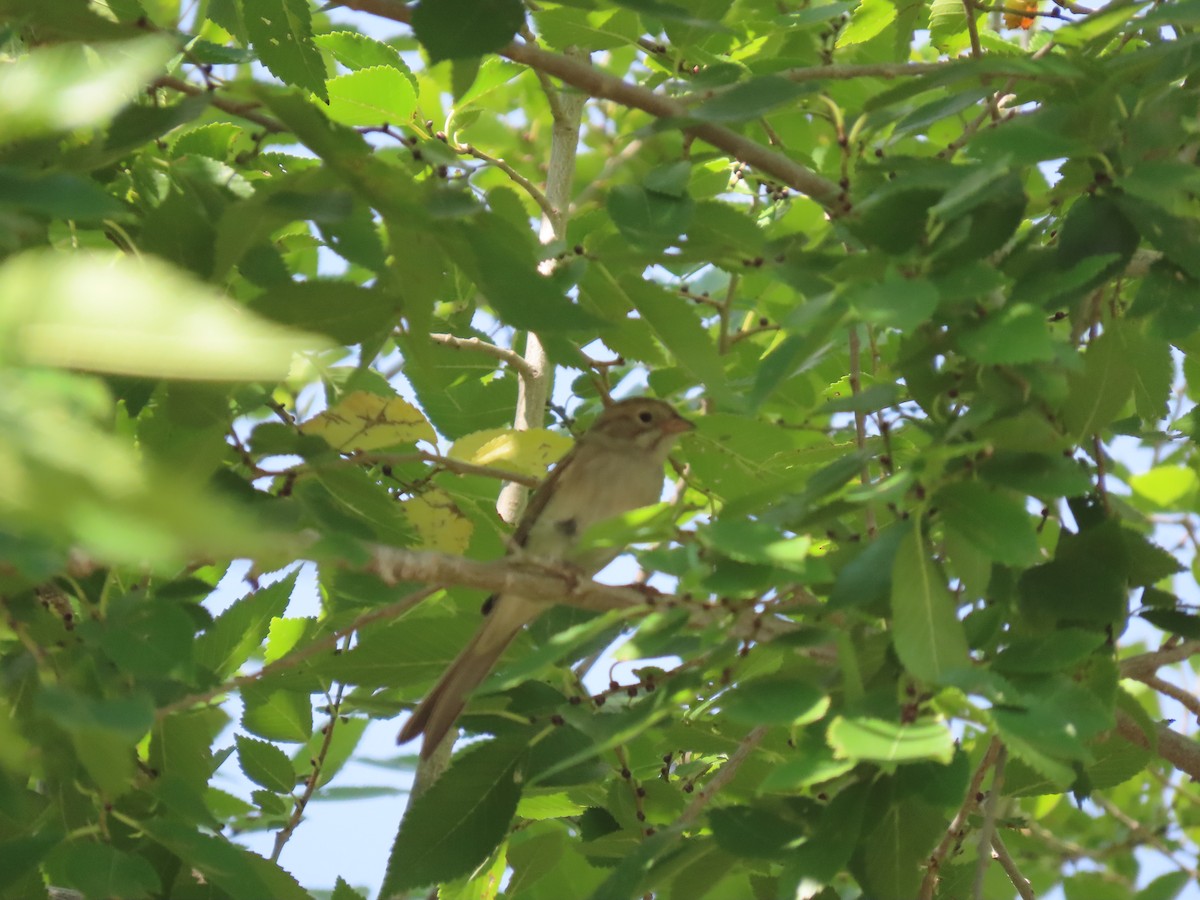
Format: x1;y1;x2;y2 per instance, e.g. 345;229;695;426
1093;794;1199;878
716;274;740;355
282;450;541;489
973;744;1007;900
960;0;1002;122
450;144;556;223
153;75;287;133
991;833;1035;900
677;726;769;827
848;324;877;538
429;332;538;380
920;737;1004;900
271;672;347;862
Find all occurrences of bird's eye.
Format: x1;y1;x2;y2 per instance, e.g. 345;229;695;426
638;410;654;423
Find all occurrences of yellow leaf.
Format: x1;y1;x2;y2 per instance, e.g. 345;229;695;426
402;487;473;553
449;427;573;478
300;391;435;451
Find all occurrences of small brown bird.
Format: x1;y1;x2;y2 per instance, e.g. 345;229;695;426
397;397;694;758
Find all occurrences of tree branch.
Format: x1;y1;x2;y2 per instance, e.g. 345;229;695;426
334;0;843;210
153;75;286;133
990;833;1035;900
448;143;556;224
1121;641;1200;679
271;675;346;863
920;737;1004;900
1116;710;1200;782
428;333;537;381
677;725;769;827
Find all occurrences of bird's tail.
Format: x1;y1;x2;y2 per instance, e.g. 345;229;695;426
397;596;537;758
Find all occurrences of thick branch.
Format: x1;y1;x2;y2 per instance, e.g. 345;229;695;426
1121;641;1200;679
1116;710;1200;781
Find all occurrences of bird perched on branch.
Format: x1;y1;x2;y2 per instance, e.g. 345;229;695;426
397;397;694;759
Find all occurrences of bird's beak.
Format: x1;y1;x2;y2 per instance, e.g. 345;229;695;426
662;414;695;435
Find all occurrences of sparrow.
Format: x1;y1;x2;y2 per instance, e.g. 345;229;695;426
397;397;694;758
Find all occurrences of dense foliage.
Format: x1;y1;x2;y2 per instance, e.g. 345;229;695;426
2;0;1200;898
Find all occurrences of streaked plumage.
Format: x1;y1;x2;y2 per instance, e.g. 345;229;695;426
397;398;694;758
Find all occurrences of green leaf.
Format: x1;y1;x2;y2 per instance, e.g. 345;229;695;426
692;77;810;123
535;5;642;51
1124;328;1173;424
0;250;329;379
382;737;525;892
959;304;1057;364
316;614;476;688
709;806;805;858
827;716;956;764
702;519;813;571
243;0;328;101
607;184;695;249
325;67;418;127
0;36;175;142
720;678;829;726
332;877;370;900
0;168;125;219
43;841;161;900
1140;609;1200;639
978;452;1092;497
935;481;1040;567
852;782;945;900
412;0;526;62
1018;523;1128;626
251;280;402;344
829;521;910;611
783;781;869;883
315;31;417;85
843;270;939;331
890;528;970;683
994;629;1107;675
455;215;599;331
757;739;856;792
195;573;297;678
619;276;727;395
837;0;897;46
242;685;313;742
236;735;298;794
1054;195;1140;295
142;818;312;900
1063;327;1137;438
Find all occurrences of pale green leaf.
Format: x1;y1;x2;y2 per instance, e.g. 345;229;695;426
0;36;175;142
837;0;898;47
325;67;418;127
0;251;329;380
1131;466;1198;508
827;716;956;763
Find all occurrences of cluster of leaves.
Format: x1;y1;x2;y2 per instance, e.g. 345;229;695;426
3;0;1200;898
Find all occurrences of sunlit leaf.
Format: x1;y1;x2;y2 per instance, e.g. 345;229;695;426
301;391;437;450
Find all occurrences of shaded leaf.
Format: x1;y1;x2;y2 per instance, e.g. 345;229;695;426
382;737;525;892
